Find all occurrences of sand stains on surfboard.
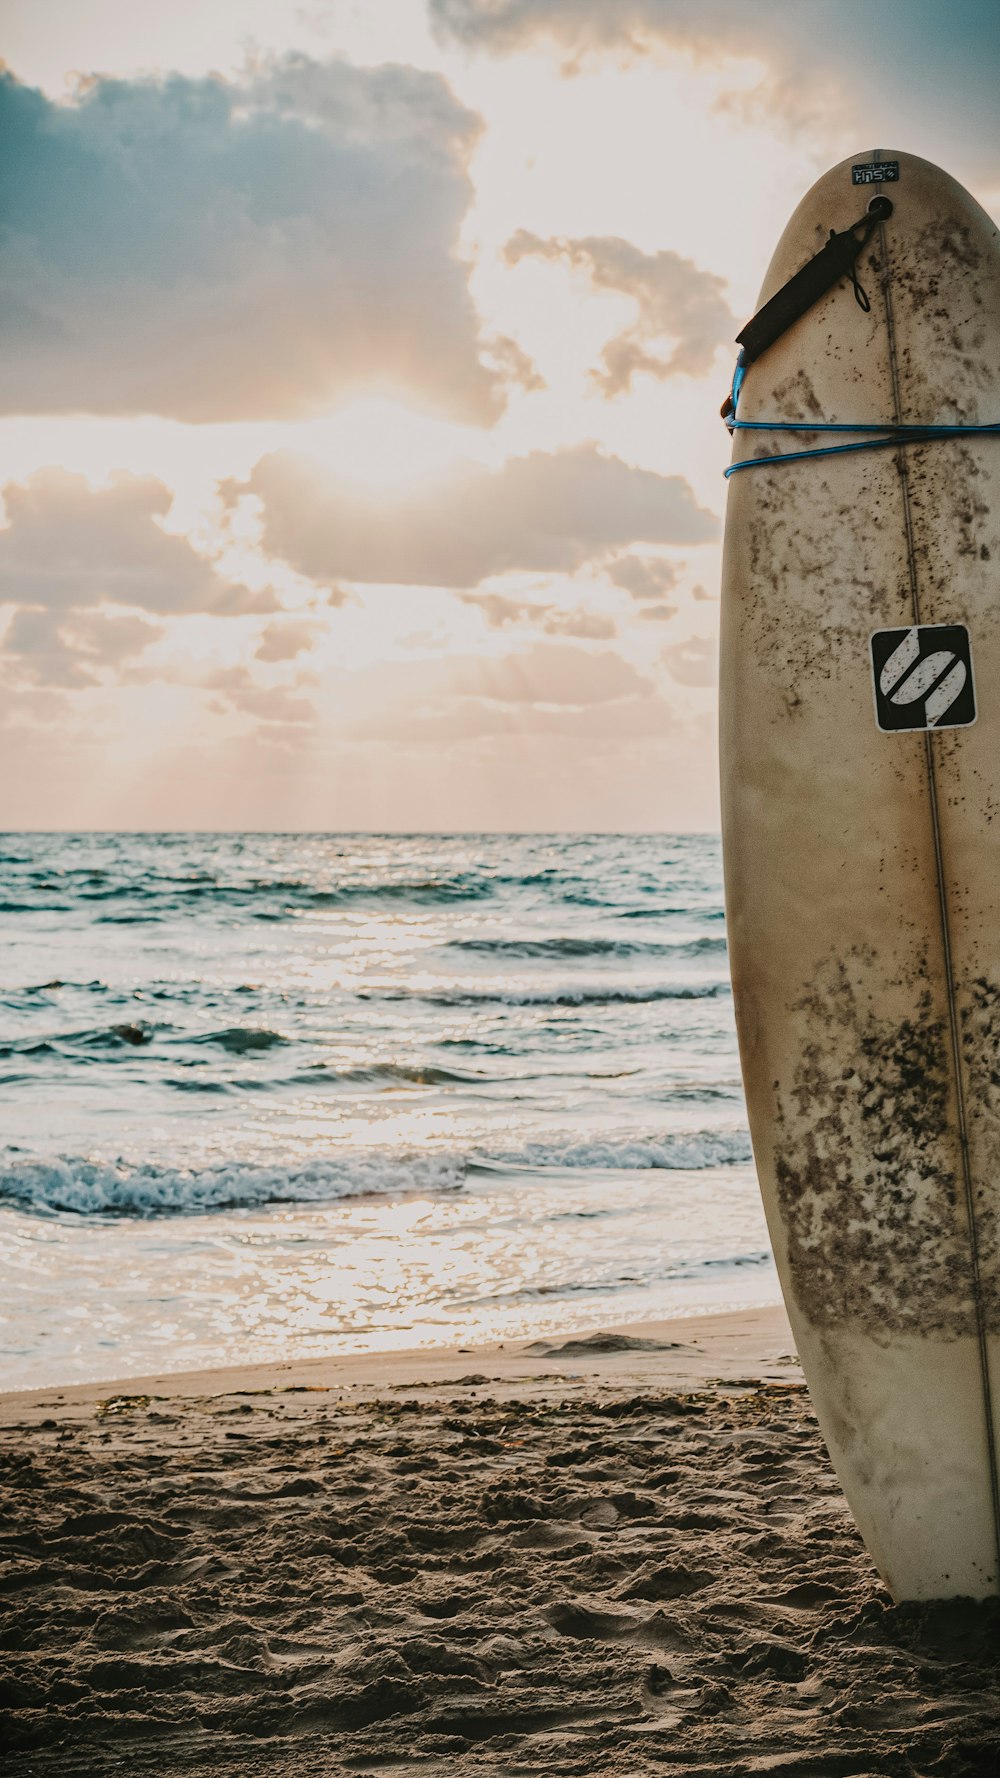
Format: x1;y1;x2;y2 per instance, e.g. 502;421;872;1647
772;948;975;1337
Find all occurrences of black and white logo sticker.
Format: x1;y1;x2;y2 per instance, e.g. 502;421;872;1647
870;624;976;732
852;160;899;185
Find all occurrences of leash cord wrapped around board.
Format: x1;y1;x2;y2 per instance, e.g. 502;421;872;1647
724;418;1000;478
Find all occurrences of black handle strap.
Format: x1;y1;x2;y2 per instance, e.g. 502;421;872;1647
737;195;892;364
721;196;892;420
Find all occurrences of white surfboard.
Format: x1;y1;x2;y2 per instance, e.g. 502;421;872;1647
720;150;1000;1600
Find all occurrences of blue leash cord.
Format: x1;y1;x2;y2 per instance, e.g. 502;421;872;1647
721;348;1000;476
725;417;1000;478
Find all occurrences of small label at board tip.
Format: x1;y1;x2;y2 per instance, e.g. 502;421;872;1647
852;160;899;185
870;624;976;733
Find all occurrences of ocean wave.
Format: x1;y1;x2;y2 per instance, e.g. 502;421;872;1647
0;979;109;1008
484;1130;753;1172
0;1022;160;1057
295;876;501;905
10;871;514;916
0;1128;752;1218
616;906;726;920
366;982;730;1007
0;1153;469;1218
161;1059;489;1093
662;1081;743;1101
193;1026;290;1053
294;1061;486;1087
0;861;731;922
615;910;722;924
95;912;160;925
448;935;726;960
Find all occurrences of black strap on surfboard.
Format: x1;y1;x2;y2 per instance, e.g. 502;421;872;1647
720;195;893;421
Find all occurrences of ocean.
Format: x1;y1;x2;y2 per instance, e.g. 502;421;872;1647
0;833;776;1388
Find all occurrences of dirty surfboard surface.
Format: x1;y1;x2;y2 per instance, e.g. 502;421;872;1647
720;150;1000;1600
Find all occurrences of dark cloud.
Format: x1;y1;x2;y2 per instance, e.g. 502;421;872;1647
0;56;504;422
505;232;733;390
206;665;318;727
463;591;540;628
234;685;317;725
431;0;1000;180
607;556;680;623
607;554;683;600
255;618;324;662
541;607;616;639
461;591;615;637
2;605;164;688
0;469;269;615
246;444;718;588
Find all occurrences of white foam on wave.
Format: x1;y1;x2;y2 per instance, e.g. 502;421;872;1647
0;1153;468;1218
495;1131;754;1171
0;1127;753;1218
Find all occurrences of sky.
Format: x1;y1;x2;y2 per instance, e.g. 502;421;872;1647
1;0;998;830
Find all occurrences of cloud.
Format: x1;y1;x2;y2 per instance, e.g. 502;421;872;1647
206;666;318;727
246;443;718;587
0;56;505;423
481;332;546;394
255;618;324;662
433;0;866;67
0;469;268;615
430;0;1000;177
505;232;733;390
607;555;680;622
344;641;657;743
607;554;683;601
3;606;164;688
461;591;615;638
662;634;715;687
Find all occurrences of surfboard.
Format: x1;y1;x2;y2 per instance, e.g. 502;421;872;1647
720;150;1000;1601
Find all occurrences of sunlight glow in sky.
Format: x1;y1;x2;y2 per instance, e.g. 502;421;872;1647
1;0;997;828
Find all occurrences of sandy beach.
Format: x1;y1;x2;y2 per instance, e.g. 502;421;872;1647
2;1304;999;1776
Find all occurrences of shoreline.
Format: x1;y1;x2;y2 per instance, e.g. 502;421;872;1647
0;1301;796;1421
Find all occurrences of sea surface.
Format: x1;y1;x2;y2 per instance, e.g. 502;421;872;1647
0;834;776;1388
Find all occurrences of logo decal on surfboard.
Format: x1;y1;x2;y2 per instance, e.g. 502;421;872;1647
852;161;899;185
870;624;976;732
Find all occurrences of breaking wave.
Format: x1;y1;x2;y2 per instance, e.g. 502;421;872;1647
0;1128;752;1218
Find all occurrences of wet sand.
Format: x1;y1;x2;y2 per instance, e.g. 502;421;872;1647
2;1305;999;1775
